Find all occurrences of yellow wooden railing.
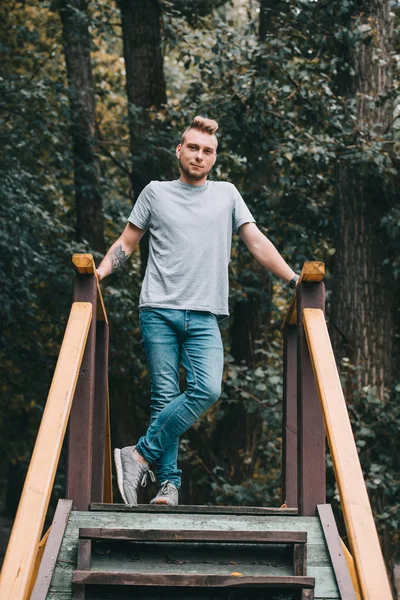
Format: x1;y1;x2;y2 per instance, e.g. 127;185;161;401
0;302;92;600
0;254;112;600
303;308;392;600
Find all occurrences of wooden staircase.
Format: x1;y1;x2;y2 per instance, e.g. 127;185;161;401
1;259;393;600
34;502;349;600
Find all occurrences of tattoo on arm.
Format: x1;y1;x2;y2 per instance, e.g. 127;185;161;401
109;243;130;272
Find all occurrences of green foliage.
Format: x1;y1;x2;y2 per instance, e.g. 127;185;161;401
0;0;399;576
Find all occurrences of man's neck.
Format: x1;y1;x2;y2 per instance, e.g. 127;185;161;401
179;174;208;187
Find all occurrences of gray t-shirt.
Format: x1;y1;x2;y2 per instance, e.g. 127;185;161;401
128;179;255;318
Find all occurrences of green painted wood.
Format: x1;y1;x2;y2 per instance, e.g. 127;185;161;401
46;510;340;600
85;537;294;576
90;503;299;516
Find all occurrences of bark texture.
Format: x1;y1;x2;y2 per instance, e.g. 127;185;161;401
259;0;286;39
114;1;167;450
59;0;105;253
118;0;167;277
330;0;394;399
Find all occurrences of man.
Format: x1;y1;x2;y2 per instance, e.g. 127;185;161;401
96;116;299;507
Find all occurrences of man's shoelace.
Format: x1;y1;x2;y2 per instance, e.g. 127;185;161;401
158;480;177;496
141;469;156;488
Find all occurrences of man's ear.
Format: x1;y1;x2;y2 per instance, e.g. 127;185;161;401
176;143;182;158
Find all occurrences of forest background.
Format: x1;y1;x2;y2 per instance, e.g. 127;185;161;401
1;0;399;588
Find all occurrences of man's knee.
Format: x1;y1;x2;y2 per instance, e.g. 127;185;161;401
201;378;221;405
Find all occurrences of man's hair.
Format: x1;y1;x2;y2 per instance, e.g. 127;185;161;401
180;116;219;144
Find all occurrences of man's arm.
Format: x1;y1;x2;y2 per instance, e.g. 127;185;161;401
238;222;296;283
97;222;146;281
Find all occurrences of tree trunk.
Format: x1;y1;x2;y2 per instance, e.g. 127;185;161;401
118;0;167;277
113;1;167;452
330;0;394;399
59;0;105;253
259;0;286;40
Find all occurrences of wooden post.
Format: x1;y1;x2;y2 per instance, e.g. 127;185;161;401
297;281;326;515
282;325;298;507
103;381;113;503
91;321;109;502
66;274;98;510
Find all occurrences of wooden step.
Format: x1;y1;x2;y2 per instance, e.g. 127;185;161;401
79;528;307;544
44;508;341;599
90;503;298;516
71;527;313;599
72;571;315;589
78;528;308;576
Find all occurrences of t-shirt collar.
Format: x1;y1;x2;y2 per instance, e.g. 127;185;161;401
176;179;209;191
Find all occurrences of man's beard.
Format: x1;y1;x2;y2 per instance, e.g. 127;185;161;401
179;158;211;181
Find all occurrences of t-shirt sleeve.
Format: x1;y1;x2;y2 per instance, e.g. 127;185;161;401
232;185;256;234
127;183;152;230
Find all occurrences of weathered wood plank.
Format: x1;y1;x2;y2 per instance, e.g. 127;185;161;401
88;541;292;573
91;321;109;503
90;503;298;515
31;500;73;600
77;540;92;571
73;540;92;600
283;261;325;327
72;571;315;589
49;589;306;600
102;381;113;504
317;505;357;600
340;539;362;599
72;254;108;324
304;309;392;600
27;527;50;598
297;284;326;516
307;566;340;599
66;276;98;511
79;528;307;544
72;254;97;275
0;304;91;600
293;543;306;576
65;512;327;542
282;324;298;508
47;512;339;600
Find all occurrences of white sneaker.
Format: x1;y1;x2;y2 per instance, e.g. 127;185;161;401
114;446;155;505
150;481;179;506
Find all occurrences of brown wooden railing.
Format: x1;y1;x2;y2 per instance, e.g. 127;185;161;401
282;261;392;598
282;261;326;514
66;254;112;509
0;254;112;600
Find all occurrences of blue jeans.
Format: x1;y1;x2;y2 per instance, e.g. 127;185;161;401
136;308;224;488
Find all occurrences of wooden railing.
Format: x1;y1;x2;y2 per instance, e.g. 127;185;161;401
66;254;112;509
0;254;112;600
304;308;392;599
282;260;392;598
282;261;326;514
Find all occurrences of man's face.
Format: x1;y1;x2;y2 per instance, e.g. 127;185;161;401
176;129;217;185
